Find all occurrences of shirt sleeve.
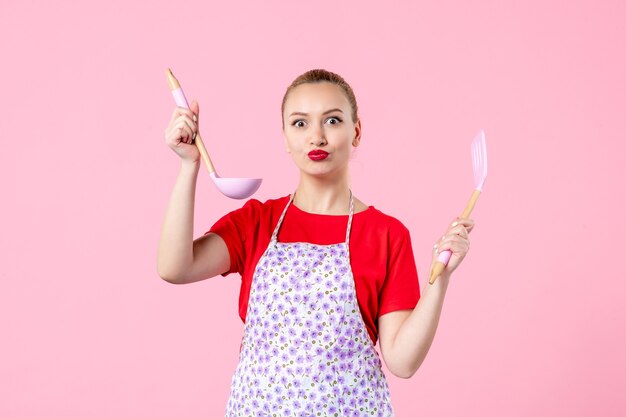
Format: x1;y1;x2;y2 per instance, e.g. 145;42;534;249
204;199;260;277
378;223;421;317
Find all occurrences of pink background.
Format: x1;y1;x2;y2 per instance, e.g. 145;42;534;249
1;0;624;416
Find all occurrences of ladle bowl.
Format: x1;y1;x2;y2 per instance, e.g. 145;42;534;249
209;172;262;200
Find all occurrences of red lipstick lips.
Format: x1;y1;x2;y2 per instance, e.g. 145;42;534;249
308;150;329;161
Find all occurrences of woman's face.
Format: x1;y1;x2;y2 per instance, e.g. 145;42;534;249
282;82;361;179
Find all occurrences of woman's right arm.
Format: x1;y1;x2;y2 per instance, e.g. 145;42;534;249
156;102;230;284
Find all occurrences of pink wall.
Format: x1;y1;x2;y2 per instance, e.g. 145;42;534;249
1;0;624;416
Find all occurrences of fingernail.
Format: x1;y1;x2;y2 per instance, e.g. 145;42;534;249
192;114;197;122
452;221;458;227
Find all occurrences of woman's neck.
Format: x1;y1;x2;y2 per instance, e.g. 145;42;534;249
292;175;352;215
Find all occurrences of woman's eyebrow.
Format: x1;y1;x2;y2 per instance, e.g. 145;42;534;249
289;108;344;117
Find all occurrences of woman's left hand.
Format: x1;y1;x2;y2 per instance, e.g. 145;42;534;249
431;217;475;277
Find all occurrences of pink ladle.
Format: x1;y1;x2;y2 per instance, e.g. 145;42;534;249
166;68;262;200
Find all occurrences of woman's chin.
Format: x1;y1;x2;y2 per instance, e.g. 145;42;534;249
300;166;343;179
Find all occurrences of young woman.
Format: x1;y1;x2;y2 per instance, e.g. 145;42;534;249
158;69;474;416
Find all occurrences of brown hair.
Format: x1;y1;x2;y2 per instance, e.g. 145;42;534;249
281;69;359;129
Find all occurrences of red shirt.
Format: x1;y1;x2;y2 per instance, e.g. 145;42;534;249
206;194;420;345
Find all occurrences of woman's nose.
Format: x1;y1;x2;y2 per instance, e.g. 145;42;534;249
309;125;327;146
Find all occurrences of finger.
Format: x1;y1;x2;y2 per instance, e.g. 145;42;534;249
173;121;193;143
450;218;474;230
463;219;475;233
189;100;200;123
435;238;469;255
446;222;474;239
456;234;470;248
167;121;194;144
165;124;184;145
434;233;457;252
169;116;197;144
170;106;195;125
445;224;468;237
449;232;469;243
177;115;198;134
165;122;187;143
453;225;469;239
443;233;469;246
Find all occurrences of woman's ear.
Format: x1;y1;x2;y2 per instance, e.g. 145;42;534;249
352;119;362;147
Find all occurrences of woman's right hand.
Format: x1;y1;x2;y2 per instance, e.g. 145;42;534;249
164;100;200;162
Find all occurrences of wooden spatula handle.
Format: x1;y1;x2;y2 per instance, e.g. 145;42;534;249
461;190;481;219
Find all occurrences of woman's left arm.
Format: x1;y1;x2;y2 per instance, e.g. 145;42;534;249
378;218;474;379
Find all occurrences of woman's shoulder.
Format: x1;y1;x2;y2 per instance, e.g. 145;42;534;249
235;194;290;216
360;203;411;236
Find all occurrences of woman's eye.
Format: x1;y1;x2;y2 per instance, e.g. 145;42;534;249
326;117;342;125
293;120;306;127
